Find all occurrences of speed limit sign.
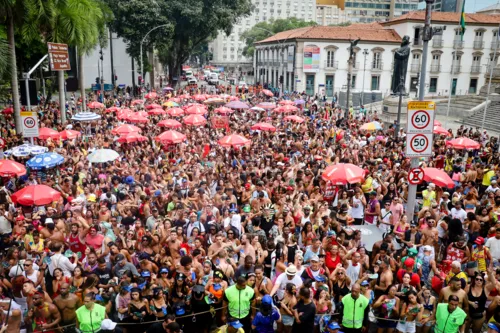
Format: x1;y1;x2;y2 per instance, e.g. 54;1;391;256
407;102;435;133
20;111;39;138
406;133;433;157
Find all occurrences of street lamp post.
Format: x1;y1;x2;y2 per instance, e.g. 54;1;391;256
361;49;368;106
140;24;170;97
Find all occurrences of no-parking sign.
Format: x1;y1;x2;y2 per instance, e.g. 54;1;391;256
406;101;434;157
20;111;39;138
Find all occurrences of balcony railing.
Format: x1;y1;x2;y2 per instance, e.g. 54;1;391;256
471;65;482;73
453;40;464;49
371;62;383;70
432;39;443;48
324;60;339;69
413;38;423;47
492;40;500;50
451;64;461;73
473;40;485;49
430;64;441;72
410;63;421;73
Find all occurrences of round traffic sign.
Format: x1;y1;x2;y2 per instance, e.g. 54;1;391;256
410;134;429;153
0;138;5;149
23;117;36;128
411;110;431;130
408;167;425;185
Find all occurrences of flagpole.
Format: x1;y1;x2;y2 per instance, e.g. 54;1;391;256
481;22;500;132
444;41;457;129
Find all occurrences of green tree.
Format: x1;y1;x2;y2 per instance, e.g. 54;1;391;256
240;17;317;58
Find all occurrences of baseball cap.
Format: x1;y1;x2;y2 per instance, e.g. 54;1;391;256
262;295;273;306
125;176;135;184
475;236;485;245
115;253;125;262
315;275;327;283
228;320;243;329
101;319;117;331
423;245;432;252
141;270;151;277
310;255;320;262
45;218;54;224
159;267;169;274
360;280;370;287
327;322;342;330
408;248;418;256
404;258;415;267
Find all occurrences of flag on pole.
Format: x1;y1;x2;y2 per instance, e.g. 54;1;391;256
459;0;466;41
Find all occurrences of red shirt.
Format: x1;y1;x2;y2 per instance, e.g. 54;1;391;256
325;251;341;271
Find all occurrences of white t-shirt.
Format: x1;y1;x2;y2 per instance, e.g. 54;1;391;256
0;215;11;235
274;273;303;299
485;237;500;259
351;197;364;219
451;208;467;222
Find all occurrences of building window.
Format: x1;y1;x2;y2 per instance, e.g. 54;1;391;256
429;78;437;92
371;75;380;90
351;75;356;88
326;50;335;67
372;52;382;69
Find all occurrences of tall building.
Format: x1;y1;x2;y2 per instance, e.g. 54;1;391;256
426;0;463;12
343;0;419;23
209;0;316;76
316;0;347;25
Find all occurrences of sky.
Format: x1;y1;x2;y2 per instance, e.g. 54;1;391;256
465;0;499;12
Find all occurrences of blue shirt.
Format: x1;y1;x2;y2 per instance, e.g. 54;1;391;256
252;308;280;333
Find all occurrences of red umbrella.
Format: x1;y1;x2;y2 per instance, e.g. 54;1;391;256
185;105;208;115
155;130;186;144
126;113;149;124
322;163;365;185
147;108;166;116
2;107;13;114
433;126;451;137
184;103;206;109
0;160;26;177
434;120;442;126
446;137;480;149
279;100;295;106
256;102;276;110
88;101;104;109
146;103;162;110
117;132;148;144
38;127;60;140
218;134;251;148
251;122;276;132
168;97;181;103
111;124;142;135
284;115;305;123
261;89;273;97
106;106;120;113
145;92;157;99
214;107;234;115
178;94;190;100
422;167;454;188
275;105;298;113
193;94;206;101
167;108;185;117
131;99;144;106
59;129;81;140
12;185;61;206
159;119;182;129
183;114;207;126
117;109;133;120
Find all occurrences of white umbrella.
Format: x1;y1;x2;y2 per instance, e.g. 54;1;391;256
4;144;48;157
250;107;265;112
87;149;119;163
71;112;101;122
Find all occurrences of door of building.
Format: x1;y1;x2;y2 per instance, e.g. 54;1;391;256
469;78;478;94
325;75;334;97
452;78;457;95
306;75;315;96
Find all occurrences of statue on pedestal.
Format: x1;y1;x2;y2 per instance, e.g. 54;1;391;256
391;35;411;95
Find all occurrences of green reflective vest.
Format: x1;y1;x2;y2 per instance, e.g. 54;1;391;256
224;285;254;319
341;293;369;329
434;303;467;333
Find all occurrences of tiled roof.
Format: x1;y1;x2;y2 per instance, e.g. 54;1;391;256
383;11;500;25
255;24;401;44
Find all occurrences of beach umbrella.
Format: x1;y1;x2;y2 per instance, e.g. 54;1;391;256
126;113;149;124
163;101;179;108
433;126;451;136
250;107;266;112
256;102;276;110
155;130;186;144
145;92;157;99
88;101;104;109
2;107;13;114
4;144;48;157
214;107;234;115
117;133;148;144
193;94;206;101
250;122;276;132
111;124;141;135
106;106;120;113
279;100;295;106
131;99;144;106
178;94;190;100
168;97;181;103
283;115;305;123
71;112;101;122
164;87;174;91
294;99;305;105
59;130;81;140
185;105;208;115
0;160;26;177
146;103;162;110
167;108;185;117
87;149;120;163
446;137;480;149
218;134;251;148
12;185;61;206
37;128;60;140
275;105;298;113
322;163;365;185
158;119;182;129
117;109;133;120
183;114;207;126
26;153;65;170
434;120;442;126
205;98;225;105
422;168;454;188
360;122;382;131
147;108;166;116
225;101;250;109
261;89;274;97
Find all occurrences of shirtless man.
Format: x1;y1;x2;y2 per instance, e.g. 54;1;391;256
438;277;469;312
374;258;393;299
39;218;65;244
237;234;256;264
23;280;52;309
0;299;22;333
26;291;61;333
215;250;235;281
167;232;181;262
371;234;396;264
208;234;229;258
53;283;82;328
421;218;439;258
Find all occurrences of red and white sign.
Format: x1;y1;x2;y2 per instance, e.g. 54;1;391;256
406;101;435;157
406;133;433;157
0;138;5;149
20;111;39;138
408;167;425;185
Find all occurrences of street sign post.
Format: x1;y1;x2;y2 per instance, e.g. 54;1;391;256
20;111;39;139
47;43;71;71
406;101;435;157
408;167;425;185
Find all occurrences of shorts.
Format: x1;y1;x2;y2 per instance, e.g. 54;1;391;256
281;314;294;326
416;315;433;327
396;320;416;333
377;319;398;329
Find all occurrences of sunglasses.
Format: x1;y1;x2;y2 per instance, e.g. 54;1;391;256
337;272;344;275
476;278;484;281
24;264;31;267
228;232;234;235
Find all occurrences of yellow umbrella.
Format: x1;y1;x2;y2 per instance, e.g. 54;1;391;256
162;101;179;107
360;122;381;131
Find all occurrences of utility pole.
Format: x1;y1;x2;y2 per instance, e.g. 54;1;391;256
99;47;104;104
361;49;368;106
406;0;434;223
345;38;360;120
109;28;115;87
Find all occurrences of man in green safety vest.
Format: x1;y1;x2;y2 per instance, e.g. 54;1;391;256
429;295;466;333
341;283;369;333
222;275;256;332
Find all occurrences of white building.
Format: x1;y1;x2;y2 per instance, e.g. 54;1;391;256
254;12;500;98
209;0;316;74
316;1;347;26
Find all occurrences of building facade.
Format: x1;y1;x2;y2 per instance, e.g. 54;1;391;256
316;3;347;25
209;0;316;74
344;0;418;23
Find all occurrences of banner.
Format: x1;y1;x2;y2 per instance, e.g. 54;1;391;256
211;116;229;129
303;45;320;73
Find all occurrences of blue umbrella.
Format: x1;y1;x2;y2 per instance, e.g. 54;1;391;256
26;153;65;170
4;144;48;157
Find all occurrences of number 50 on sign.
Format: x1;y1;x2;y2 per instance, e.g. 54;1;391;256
406;133;433;157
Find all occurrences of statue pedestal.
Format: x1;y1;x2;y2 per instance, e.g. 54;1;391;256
380;94;414;128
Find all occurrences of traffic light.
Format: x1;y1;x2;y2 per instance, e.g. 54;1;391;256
115;75;118;81
95;77;100;84
99;50;103;61
279;75;283;84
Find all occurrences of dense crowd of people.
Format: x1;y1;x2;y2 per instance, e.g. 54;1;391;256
0;80;499;333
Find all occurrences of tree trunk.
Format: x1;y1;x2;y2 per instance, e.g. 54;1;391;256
149;50;155;90
168;61;181;90
58;71;66;124
131;57;136;97
7;13;22;134
79;54;86;112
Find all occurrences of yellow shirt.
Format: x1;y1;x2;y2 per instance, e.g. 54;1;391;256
361;177;373;193
422;190;436;207
483;170;495;186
